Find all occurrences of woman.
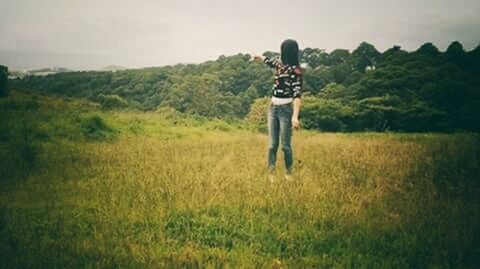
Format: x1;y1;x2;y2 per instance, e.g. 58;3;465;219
252;39;302;181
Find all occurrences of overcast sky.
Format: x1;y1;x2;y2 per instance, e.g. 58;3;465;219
1;0;479;70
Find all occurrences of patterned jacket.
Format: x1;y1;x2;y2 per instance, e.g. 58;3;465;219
263;57;302;99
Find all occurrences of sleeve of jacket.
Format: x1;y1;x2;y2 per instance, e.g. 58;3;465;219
292;66;302;99
263;57;282;69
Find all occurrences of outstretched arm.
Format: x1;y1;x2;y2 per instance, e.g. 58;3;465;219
251;53;282;69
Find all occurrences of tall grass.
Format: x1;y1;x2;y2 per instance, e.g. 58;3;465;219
0;92;479;268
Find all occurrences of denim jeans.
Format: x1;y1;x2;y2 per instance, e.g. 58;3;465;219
268;102;293;174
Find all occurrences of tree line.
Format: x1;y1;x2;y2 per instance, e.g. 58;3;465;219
7;41;480;132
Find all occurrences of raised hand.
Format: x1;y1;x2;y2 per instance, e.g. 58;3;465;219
250;53;265;62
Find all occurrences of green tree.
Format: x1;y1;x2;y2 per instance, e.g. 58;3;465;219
0;65;9;97
343;71;363;86
329;49;350;65
301;47;330;68
416;42;440;58
330;62;352;84
303;68;327;94
445;41;466;64
350;42;380;72
378;45;408;67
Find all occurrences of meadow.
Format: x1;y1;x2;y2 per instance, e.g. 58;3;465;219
1;92;479;268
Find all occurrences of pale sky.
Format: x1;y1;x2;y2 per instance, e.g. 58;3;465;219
1;0;479;70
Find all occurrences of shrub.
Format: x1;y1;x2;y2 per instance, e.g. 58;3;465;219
79;114;116;141
156;106;182;119
97;94;128;109
301;97;351;132
245;97;270;126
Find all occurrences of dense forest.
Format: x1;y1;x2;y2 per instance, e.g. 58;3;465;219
8;41;480;132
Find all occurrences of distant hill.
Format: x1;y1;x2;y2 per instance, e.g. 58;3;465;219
100;65;128;72
8;67;74;79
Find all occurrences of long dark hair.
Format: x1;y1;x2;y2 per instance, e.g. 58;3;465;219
281;39;299;66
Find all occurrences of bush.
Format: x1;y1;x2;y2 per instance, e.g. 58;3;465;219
301;97;351;132
79;115;116;141
245;97;270;125
245;98;271;133
97;94;128;109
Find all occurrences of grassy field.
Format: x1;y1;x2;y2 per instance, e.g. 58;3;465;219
1;92;479;268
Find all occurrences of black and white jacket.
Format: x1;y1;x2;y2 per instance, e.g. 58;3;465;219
263;57;302;99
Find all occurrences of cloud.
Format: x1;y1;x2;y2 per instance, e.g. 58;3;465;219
1;0;479;69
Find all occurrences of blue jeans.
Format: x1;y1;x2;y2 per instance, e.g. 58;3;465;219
268;102;293;174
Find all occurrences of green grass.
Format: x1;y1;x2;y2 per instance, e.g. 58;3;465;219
0;91;479;268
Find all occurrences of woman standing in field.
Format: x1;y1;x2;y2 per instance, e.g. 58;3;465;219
252;39;302;181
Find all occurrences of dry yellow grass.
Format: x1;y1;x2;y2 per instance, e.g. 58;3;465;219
0;93;479;268
2;124;478;268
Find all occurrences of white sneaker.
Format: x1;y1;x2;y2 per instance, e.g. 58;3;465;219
284;174;293;181
268;174;276;183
